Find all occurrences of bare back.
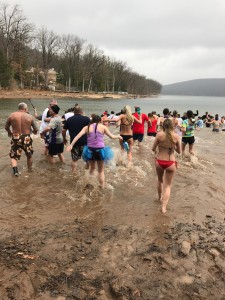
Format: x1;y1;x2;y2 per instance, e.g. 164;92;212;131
119;114;133;135
6;111;37;135
153;131;180;161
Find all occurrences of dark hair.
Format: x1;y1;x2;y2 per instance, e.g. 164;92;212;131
163;108;169;116
173;110;178;117
187;110;193;118
51;105;60;114
88;115;102;135
215;114;219;121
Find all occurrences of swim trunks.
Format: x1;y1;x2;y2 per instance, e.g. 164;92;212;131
9;134;33;160
147;132;157;137
133;133;144;142
71;145;85;161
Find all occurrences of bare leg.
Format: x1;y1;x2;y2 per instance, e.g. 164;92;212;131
161;165;176;213
89;160;96;175
71;160;77;173
27;156;33;168
58;153;65;163
189;143;194;155
127;139;134;165
11;158;19;176
44;147;48;155
48;155;55;164
182;143;186;156
97;160;105;187
11;158;17;168
155;163;164;201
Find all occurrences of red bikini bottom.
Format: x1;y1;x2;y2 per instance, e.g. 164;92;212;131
155;159;177;169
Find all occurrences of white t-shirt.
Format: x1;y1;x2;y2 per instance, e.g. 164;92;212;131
39;108;49;133
64;112;74;120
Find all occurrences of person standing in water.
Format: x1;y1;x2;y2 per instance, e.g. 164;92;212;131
63;105;90;173
152;119;181;213
67;115;122;188
41;105;65;164
181;110;196;156
5;102;38;176
113;105;142;164
132;106;148;146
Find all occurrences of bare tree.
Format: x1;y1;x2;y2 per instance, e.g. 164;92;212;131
35;27;60;88
0;3;34;87
60;34;84;91
80;44;104;92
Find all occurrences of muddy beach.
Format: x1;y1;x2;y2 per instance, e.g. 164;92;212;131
0;126;225;299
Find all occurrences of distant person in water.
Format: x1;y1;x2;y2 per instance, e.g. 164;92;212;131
5;102;38;176
181;110;196;156
152;118;181;213
157;108;171;132
147;113;157;137
206;114;221;132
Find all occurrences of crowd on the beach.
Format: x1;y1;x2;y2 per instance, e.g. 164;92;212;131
4;101;225;213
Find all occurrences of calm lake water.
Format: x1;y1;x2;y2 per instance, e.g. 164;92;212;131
1;94;225;134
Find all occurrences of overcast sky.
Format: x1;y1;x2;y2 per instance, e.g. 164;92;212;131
4;0;225;85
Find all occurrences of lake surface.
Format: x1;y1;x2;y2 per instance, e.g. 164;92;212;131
1;94;225;132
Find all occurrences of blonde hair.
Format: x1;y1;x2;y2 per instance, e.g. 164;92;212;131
123;105;134;124
163;119;175;144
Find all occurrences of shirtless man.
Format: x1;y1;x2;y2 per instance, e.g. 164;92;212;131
5;102;38;176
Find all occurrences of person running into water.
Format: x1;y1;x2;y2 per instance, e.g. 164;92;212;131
67;115;122;188
181;110;196;156
147;113;157;138
132;107;148;146
152;119;181;214
41;105;65;164
62;105;90;173
5;102;38;176
114;105;142;164
157;108;171;132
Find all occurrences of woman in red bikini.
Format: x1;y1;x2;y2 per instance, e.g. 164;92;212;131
152;119;181;214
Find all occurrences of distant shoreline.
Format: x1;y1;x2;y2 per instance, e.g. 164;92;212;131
0;89;138;100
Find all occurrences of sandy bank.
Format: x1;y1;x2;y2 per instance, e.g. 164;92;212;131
0;89;134;100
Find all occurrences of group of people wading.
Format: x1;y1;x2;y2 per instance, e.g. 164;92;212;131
5;101;211;213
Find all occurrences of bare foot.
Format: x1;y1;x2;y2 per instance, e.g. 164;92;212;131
161;205;167;214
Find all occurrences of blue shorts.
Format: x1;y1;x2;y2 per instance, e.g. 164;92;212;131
133;133;144;142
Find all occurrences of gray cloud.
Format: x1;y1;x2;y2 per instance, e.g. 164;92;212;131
6;0;225;84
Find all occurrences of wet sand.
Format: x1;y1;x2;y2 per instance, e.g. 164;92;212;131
0;128;225;299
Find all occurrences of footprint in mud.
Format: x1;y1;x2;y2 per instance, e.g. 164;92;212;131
99;231;139;272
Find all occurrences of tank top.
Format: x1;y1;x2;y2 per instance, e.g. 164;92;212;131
87;124;105;148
